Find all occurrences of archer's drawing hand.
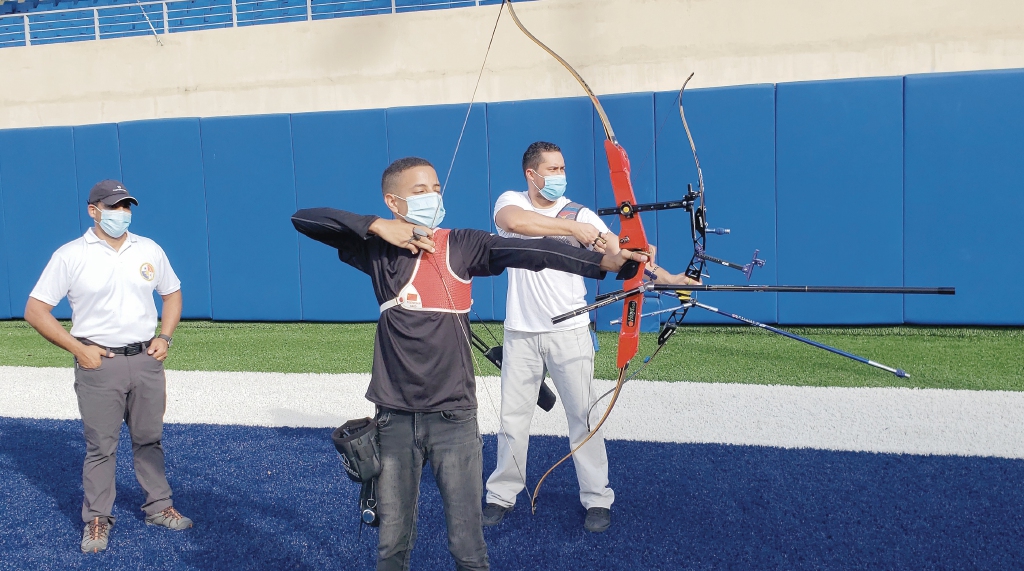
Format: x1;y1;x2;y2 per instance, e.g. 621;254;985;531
369;218;435;254
572;222;603;249
600;249;649;273
592;232;621;255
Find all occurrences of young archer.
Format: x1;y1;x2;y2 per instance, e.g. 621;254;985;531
291;157;647;571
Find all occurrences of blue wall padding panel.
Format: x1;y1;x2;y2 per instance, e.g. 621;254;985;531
904;70;1024;324
0;127;80;319
71;123;121;233
486;97;596;323
292;110;391;322
0;68;1020;326
589;93;660;332
385;103;494;319
775;77;904;325
0;172;10;318
653;85;779;325
117;118;213;319
200;115;302;321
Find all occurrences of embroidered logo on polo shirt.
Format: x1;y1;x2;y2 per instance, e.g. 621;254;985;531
140;263;155;281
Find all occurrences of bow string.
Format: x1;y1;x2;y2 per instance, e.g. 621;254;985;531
503;0;651;512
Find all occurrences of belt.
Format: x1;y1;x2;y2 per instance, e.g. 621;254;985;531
78;338;151;356
108;341;150;356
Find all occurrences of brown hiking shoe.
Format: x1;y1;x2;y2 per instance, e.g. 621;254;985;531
145;506;193;530
81;517;111;553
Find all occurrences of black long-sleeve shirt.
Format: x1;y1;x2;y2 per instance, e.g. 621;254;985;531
291;207;606;412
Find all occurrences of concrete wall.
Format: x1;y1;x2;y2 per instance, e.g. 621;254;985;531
2;0;1024;129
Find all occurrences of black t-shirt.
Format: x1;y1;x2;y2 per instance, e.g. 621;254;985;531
291;208;606;413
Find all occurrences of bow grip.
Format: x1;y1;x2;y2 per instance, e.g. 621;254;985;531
604;139;648;370
616;259;640;281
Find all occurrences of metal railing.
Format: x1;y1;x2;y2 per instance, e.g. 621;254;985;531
0;0;503;49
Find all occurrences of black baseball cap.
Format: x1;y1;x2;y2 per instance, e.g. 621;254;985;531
88;180;139;207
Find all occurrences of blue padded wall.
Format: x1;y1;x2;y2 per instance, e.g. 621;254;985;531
386;103;495;319
904;70;1024;324
590;93;660;332
118;118;213;319
0;68;1019;326
200;115;302;321
655;84;778;326
776;77;904;325
72;123;121;233
486;97;596;323
0;127;80;319
291;109;391;322
0;167;10;318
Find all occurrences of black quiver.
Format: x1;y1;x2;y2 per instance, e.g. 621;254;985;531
331;417;382;483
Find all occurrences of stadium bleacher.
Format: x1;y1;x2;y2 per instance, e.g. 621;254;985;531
0;0;517;48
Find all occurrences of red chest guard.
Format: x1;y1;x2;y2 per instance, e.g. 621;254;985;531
379;229;473;314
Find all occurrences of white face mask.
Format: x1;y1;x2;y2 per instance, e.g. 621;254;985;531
98;208;132;238
531;171;567;200
390;192;446;228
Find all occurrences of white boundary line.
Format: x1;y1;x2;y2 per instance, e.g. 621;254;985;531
2;366;1023;459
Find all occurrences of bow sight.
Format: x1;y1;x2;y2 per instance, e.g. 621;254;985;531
597;183;766;282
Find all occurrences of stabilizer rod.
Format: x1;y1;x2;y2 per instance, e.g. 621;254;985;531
563;284;954;325
648;285;956;295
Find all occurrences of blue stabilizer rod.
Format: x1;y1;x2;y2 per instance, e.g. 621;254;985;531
690;301;909;378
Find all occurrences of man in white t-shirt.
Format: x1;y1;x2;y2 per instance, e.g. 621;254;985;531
483;141;621;532
24;180;192;554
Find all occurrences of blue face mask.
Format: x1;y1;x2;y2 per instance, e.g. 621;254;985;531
394;192;446;228
98;209;132;238
533;172;567;201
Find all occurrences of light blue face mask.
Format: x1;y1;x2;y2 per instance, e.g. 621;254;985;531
394;192;446;228
533;172;567;201
98;209;132;238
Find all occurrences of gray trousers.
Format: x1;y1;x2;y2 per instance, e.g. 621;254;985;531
485;326;615;510
375;407;489;571
73;347;173;524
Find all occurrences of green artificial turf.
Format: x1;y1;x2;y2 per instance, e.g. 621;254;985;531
1;320;1021;391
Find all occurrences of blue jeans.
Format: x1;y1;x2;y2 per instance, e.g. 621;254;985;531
375;408;489;571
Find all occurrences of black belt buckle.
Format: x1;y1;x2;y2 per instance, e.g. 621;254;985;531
110;342;146;356
123;342;145;357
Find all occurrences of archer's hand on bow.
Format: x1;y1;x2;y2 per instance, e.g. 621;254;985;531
368;218;436;254
645;245;702;285
600;249;649;273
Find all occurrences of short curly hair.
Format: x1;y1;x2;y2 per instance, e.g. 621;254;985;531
522;141;561;174
381;157;434;194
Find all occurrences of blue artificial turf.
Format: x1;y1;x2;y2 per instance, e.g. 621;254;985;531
0;416;1022;570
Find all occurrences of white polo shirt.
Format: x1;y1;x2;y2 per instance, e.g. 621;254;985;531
29;228;181;348
494;190;610;333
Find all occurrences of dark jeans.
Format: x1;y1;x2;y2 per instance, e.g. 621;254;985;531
73;348;173;525
375;407;489;571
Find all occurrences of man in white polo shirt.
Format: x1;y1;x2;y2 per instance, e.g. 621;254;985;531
483;141;620;532
24;180;192;554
